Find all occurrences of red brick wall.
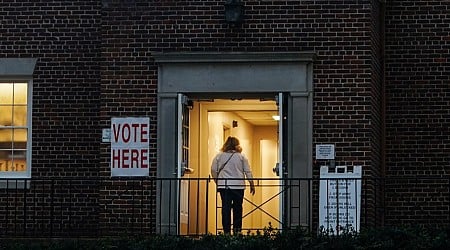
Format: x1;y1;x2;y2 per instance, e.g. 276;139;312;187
100;0;380;164
0;1;381;180
384;0;450;225
2;0;447;234
0;0;102;177
385;0;449;176
0;0;102;236
100;0;386;232
100;0;380;230
0;0;382;234
305;0;376;171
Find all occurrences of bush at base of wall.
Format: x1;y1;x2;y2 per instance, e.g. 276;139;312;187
1;226;449;250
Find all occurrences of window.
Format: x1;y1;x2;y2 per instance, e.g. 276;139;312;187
0;81;32;178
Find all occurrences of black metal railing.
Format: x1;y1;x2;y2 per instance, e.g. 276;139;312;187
0;176;449;238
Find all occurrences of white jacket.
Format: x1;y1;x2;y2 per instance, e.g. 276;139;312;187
211;151;254;189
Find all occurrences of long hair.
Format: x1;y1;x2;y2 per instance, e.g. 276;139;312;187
221;136;240;152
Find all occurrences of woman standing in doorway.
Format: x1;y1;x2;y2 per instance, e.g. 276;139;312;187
211;136;255;234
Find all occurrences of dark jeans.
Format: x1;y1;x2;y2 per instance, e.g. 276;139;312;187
219;188;244;234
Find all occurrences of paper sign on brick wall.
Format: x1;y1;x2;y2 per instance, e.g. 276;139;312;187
110;117;149;176
316;144;335;160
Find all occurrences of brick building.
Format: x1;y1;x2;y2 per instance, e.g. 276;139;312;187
0;0;449;237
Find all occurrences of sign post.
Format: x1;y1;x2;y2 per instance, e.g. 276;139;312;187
319;165;361;235
110;117;150;176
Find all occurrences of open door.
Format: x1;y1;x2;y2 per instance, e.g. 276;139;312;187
177;93;191;234
276;92;285;230
262;92;286;231
201;97;283;233
178;95;287;234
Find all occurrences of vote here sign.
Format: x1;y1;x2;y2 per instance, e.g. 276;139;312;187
111;117;149;176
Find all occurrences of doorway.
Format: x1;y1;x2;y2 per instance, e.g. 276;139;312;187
154;52;315;235
181;98;282;234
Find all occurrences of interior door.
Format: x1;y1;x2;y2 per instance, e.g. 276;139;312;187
177;93;190;234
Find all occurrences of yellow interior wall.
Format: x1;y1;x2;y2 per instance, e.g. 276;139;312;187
252;126;279;230
207;111;255;233
187;101;279;234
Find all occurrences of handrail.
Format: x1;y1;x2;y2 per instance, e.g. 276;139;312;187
0;176;449;238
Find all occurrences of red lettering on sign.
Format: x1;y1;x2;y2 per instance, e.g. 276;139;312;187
113;124;121;143
122;123;130;143
122;149;129;168
112;149;120;168
141;124;148;142
112;148;149;169
141;149;148;168
132;123;139;142
113;122;149;143
130;149;139;168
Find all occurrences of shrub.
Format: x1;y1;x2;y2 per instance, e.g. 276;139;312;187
0;226;449;250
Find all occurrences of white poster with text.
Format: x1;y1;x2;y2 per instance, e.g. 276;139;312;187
319;165;361;235
111;117;149;176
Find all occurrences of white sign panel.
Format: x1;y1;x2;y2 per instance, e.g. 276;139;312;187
319;166;361;235
111;117;149;176
102;128;111;143
316;144;335;160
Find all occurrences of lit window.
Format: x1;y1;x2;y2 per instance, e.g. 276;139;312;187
0;82;31;178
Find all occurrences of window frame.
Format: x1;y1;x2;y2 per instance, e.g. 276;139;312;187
0;79;33;180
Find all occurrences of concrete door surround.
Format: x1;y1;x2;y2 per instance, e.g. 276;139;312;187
154;52;315;233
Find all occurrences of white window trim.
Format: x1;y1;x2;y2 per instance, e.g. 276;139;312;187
0;80;33;180
0;58;36;185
